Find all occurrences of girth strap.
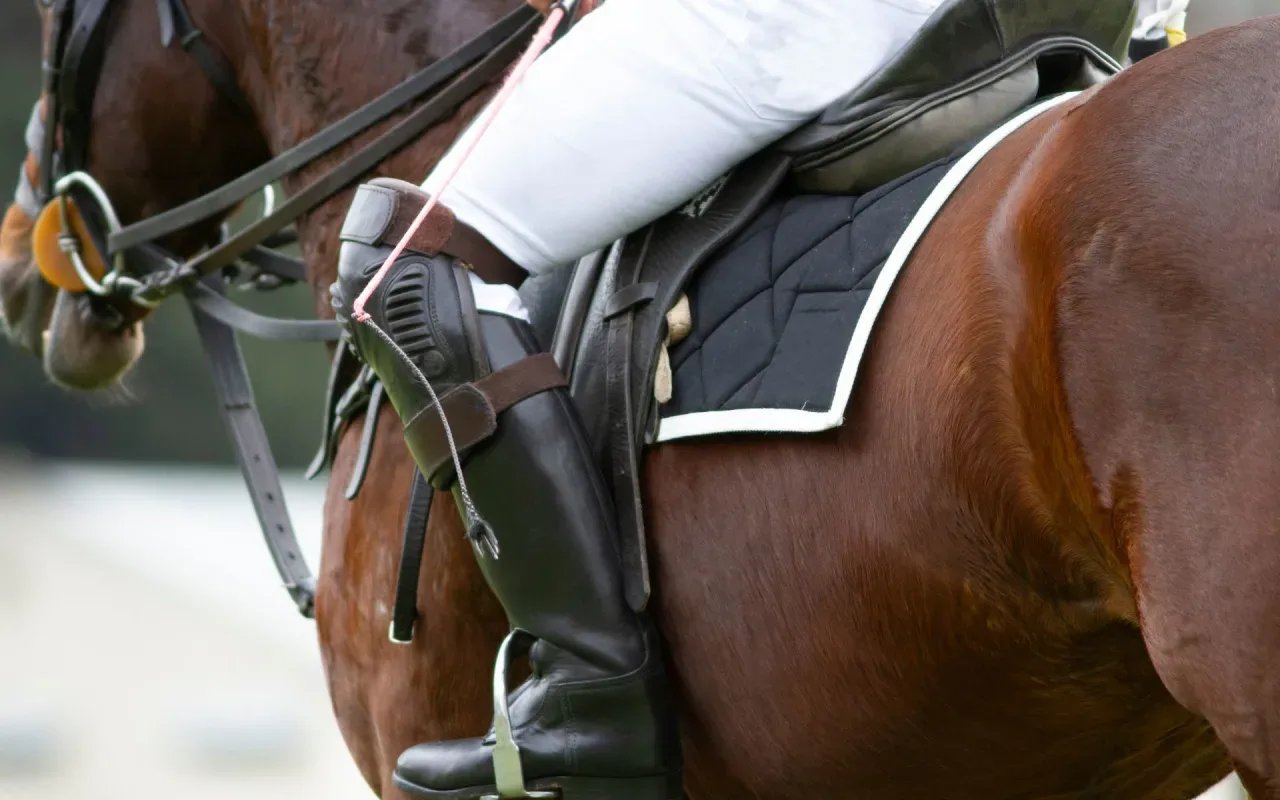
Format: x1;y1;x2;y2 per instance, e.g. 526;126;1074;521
405;353;568;486
599;153;794;611
344;380;385;500
57;0;116;174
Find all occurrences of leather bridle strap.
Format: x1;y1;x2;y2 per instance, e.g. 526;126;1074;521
47;0;251;178
139;16;538;301
109;5;537;257
155;0;254;116
55;0;115;174
38;1;70;200
29;0;540;620
186;284;341;341
188;277;318;617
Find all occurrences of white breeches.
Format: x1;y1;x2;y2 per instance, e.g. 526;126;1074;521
422;0;1187;317
424;0;945;277
1135;0;1190;38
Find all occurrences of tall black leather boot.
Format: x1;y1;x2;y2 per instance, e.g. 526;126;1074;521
331;179;681;800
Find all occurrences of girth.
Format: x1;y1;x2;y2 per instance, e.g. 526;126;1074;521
561;154;793;610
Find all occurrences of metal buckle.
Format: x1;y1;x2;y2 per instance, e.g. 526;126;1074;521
482;631;558;800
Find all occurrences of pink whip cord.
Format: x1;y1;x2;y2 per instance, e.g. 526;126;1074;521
351;4;569;321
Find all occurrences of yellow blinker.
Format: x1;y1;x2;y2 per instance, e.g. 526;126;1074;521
32;196;108;292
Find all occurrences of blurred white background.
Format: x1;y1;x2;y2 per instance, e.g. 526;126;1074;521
0;458;371;799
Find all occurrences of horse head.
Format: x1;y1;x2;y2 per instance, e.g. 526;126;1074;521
1;0;270;390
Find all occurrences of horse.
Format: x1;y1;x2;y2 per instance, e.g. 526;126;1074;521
3;1;1279;797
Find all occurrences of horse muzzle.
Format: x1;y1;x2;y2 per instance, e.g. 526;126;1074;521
0;202;55;356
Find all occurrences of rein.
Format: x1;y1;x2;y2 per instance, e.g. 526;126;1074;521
42;0;540;307
30;0;541;616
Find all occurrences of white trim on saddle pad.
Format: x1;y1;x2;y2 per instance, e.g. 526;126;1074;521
655;91;1081;443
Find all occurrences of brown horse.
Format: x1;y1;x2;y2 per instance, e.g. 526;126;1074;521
4;1;1279;797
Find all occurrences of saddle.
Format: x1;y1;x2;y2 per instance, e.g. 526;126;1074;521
312;0;1136;629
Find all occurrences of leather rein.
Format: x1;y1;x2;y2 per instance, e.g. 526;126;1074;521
34;0;541;616
42;0;540;310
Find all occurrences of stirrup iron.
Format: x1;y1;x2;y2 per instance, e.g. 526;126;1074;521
484;631;558;800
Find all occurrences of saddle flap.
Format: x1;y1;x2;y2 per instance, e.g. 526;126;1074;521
558;153;793;465
543;154;790;609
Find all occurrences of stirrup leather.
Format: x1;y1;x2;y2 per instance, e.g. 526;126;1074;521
485;631;558;800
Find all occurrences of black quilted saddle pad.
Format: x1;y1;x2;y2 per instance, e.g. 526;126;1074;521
656;154;959;441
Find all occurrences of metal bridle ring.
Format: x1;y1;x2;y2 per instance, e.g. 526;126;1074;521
50;170;145;301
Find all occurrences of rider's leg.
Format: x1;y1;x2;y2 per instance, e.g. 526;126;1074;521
332;180;678;800
333;1;941;798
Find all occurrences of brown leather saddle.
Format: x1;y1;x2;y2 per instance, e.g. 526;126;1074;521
312;0;1138;639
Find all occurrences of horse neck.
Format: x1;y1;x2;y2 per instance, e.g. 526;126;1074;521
227;0;511;314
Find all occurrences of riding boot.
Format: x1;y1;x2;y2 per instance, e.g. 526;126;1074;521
331;179;681;800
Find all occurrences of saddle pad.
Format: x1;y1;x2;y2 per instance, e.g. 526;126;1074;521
656;93;1078;442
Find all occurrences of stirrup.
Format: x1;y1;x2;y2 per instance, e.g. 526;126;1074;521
484;630;558;800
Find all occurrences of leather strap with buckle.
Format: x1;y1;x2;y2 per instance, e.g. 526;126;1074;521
405;354;568;486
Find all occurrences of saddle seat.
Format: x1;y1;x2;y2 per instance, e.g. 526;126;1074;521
783;0;1132;194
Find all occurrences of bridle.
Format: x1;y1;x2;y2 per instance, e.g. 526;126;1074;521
34;0;259;304
36;0;540;313
42;0;251;194
25;0;543;616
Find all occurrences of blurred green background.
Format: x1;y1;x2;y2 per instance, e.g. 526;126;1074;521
0;4;328;467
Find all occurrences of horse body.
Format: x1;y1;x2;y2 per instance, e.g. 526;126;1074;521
645;91;1227;799
1046;27;1280;794
5;1;1280;796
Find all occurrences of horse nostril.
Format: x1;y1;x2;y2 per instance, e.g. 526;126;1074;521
83;293;125;332
7;275;55;357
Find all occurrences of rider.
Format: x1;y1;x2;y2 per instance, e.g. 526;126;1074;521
1133;0;1190;57
332;1;1192;798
